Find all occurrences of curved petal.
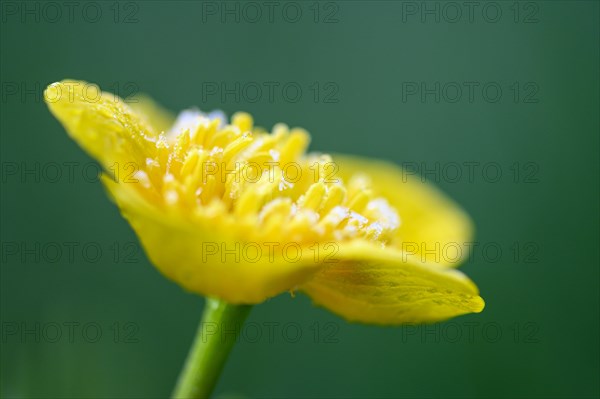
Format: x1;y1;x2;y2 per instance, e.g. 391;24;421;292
44;80;158;168
332;155;474;267
102;177;323;304
301;241;484;325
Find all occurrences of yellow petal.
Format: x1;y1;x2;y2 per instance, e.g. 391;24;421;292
44;80;157;168
102;177;323;304
302;241;484;325
332;154;474;267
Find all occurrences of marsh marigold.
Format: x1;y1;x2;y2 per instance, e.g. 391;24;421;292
45;80;484;325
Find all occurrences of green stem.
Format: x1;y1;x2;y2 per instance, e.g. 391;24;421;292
172;297;252;399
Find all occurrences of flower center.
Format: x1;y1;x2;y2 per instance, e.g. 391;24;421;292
131;110;400;245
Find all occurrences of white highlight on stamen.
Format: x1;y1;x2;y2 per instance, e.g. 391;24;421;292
367;198;401;230
146;157;160;168
134;170;151;189
348;211;368;227
168;109;228;138
328;206;349;225
164;173;175;183
278;179;293;191
165;190;179;205
269;149;280;162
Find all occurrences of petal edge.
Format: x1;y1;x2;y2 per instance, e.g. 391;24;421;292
302;242;484;325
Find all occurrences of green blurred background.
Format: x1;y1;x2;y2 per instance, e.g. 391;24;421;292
1;1;598;398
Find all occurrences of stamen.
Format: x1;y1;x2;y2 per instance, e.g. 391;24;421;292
130;110;401;245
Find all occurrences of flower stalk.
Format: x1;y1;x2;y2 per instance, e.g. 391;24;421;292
172;298;252;399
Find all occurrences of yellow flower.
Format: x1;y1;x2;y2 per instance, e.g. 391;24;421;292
45;80;484;325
